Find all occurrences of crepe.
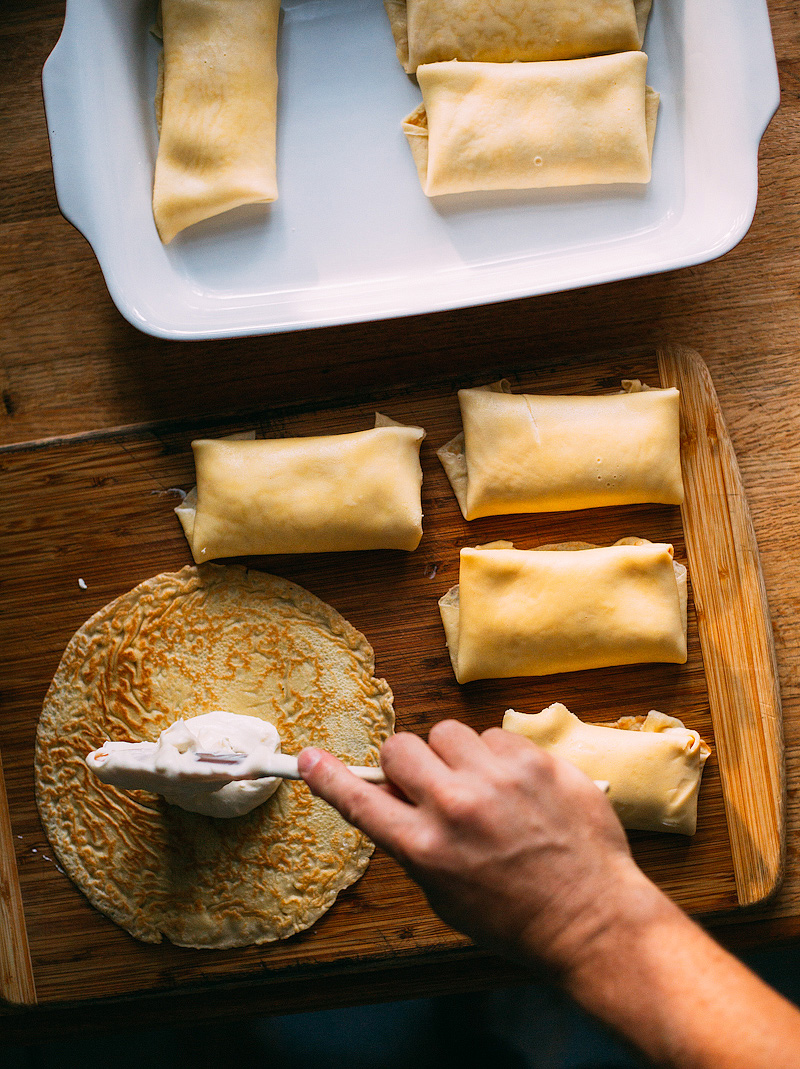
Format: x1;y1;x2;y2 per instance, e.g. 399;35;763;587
438;379;683;519
403;52;659;196
503;704;710;835
439;538;687;683
152;0;281;244
176;414;426;561
386;0;652;72
35;564;395;948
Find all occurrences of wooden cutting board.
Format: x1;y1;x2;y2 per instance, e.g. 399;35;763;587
0;345;783;1007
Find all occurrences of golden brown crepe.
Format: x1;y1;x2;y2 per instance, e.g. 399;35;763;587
439;538;688;683
438;379;683;518
176;414;426;561
152;0;281;244
503;703;710;835
404;52;659;196
386;0;652;72
35;565;394;948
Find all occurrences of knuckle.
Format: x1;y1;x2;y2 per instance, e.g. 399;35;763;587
428;718;458;745
536;748;565;783
497;763;529;795
510;735;550;773
519;744;550;778
399;824;442;867
436;781;482;825
491;741;553;795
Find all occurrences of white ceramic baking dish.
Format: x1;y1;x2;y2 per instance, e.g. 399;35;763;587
42;0;779;339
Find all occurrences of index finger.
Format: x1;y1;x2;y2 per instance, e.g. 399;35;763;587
298;747;422;852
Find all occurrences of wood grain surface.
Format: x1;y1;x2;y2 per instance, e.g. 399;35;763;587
2;0;800;1033
659;347;785;907
0;345;783;1008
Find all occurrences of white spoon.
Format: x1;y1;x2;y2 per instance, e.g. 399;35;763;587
195;752;611;794
195;751;387;783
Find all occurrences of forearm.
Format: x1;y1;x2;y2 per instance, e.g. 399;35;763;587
298;730;800;1069
556;874;800;1069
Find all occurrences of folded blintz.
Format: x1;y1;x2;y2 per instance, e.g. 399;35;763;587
403;52;659;197
503;704;710;835
152;0;281;244
439;539;687;683
176;415;425;560
438;379;683;519
385;0;651;72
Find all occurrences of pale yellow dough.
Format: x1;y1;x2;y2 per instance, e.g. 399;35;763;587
404;52;659;196
503;703;710;835
177;414;426;560
386;0;652;71
152;0;281;244
439;539;687;683
438;379;683;519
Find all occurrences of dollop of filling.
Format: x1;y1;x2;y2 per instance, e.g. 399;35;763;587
85;711;282;818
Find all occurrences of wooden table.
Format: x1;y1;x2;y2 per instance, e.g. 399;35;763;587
2;0;800;1038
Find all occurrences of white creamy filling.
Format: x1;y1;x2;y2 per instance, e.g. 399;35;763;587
85;711;282;818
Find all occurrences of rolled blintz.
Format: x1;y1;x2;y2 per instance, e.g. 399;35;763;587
439;539;687;683
176;414;425;560
385;0;651;72
153;0;281;244
403;52;659;197
438;379;683;519
503;703;710;835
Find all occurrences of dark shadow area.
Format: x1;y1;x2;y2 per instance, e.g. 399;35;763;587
14;941;800;1069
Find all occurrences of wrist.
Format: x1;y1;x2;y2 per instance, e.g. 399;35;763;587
542;863;699;1058
536;870;800;1069
525;858;678;989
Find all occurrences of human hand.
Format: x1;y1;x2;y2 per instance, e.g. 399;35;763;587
298;720;661;976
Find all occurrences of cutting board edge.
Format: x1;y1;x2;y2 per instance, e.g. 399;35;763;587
658;344;785;908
